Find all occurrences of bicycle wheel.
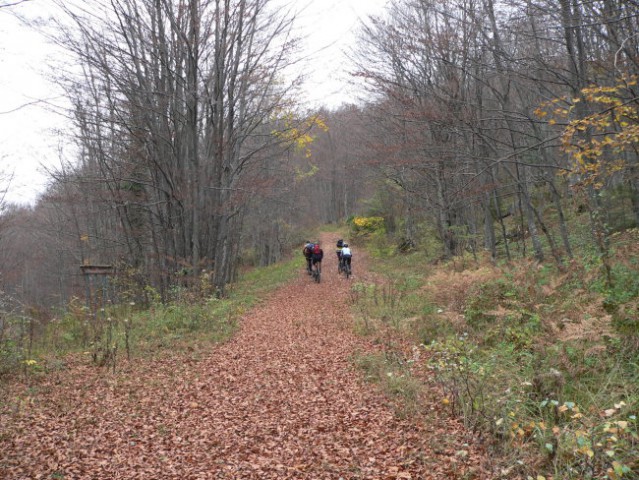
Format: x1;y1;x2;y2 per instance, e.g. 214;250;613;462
345;264;351;279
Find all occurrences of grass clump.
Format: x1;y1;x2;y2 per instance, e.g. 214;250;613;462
350;271;430;337
354;350;422;417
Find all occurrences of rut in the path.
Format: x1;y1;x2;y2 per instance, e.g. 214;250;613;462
1;234;487;480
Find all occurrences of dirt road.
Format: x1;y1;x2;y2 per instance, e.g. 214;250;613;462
1;233;486;479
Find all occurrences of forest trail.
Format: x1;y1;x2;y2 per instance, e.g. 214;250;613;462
1;233;487;479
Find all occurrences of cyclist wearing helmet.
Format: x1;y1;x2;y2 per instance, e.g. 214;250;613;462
341;243;352;271
311;240;323;274
302;240;314;274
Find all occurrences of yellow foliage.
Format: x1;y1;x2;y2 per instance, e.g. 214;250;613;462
537;75;639;188
294;163;319;181
271;112;328;159
351;216;385;234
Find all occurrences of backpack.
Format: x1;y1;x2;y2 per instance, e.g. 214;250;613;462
313;243;321;255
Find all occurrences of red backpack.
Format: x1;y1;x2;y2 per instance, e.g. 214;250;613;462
313;243;321;255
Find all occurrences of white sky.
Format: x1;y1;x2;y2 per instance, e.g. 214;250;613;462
291;0;387;107
0;3;65;206
0;0;388;205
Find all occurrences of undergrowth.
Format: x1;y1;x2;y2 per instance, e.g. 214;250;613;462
1;257;299;377
350;227;639;480
353;350;423;418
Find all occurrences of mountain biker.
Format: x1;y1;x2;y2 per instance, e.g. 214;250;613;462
311;241;323;274
341;243;352;272
302;241;314;274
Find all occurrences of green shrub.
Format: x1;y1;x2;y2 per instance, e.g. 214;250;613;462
464;278;516;326
0;338;23;376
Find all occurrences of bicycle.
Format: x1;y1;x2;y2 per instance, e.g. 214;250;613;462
343;260;351;279
340;255;352;279
312;261;321;283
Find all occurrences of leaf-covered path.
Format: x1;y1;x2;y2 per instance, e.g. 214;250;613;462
1;235;487;479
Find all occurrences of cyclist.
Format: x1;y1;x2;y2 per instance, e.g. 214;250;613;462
341;243;352;273
311;241;323;275
302;241;314;274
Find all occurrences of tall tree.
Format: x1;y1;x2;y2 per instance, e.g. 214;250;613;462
45;0;303;296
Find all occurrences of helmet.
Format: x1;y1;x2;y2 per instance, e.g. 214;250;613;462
343;243;348;247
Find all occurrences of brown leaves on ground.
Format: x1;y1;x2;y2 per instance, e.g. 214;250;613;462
1;234;490;479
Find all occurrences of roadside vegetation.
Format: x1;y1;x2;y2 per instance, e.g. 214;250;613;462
0;256;300;379
348;215;639;480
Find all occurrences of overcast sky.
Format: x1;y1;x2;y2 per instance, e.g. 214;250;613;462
0;0;387;206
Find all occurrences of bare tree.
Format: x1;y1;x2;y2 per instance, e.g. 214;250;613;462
38;0;304;297
349;0;639;264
